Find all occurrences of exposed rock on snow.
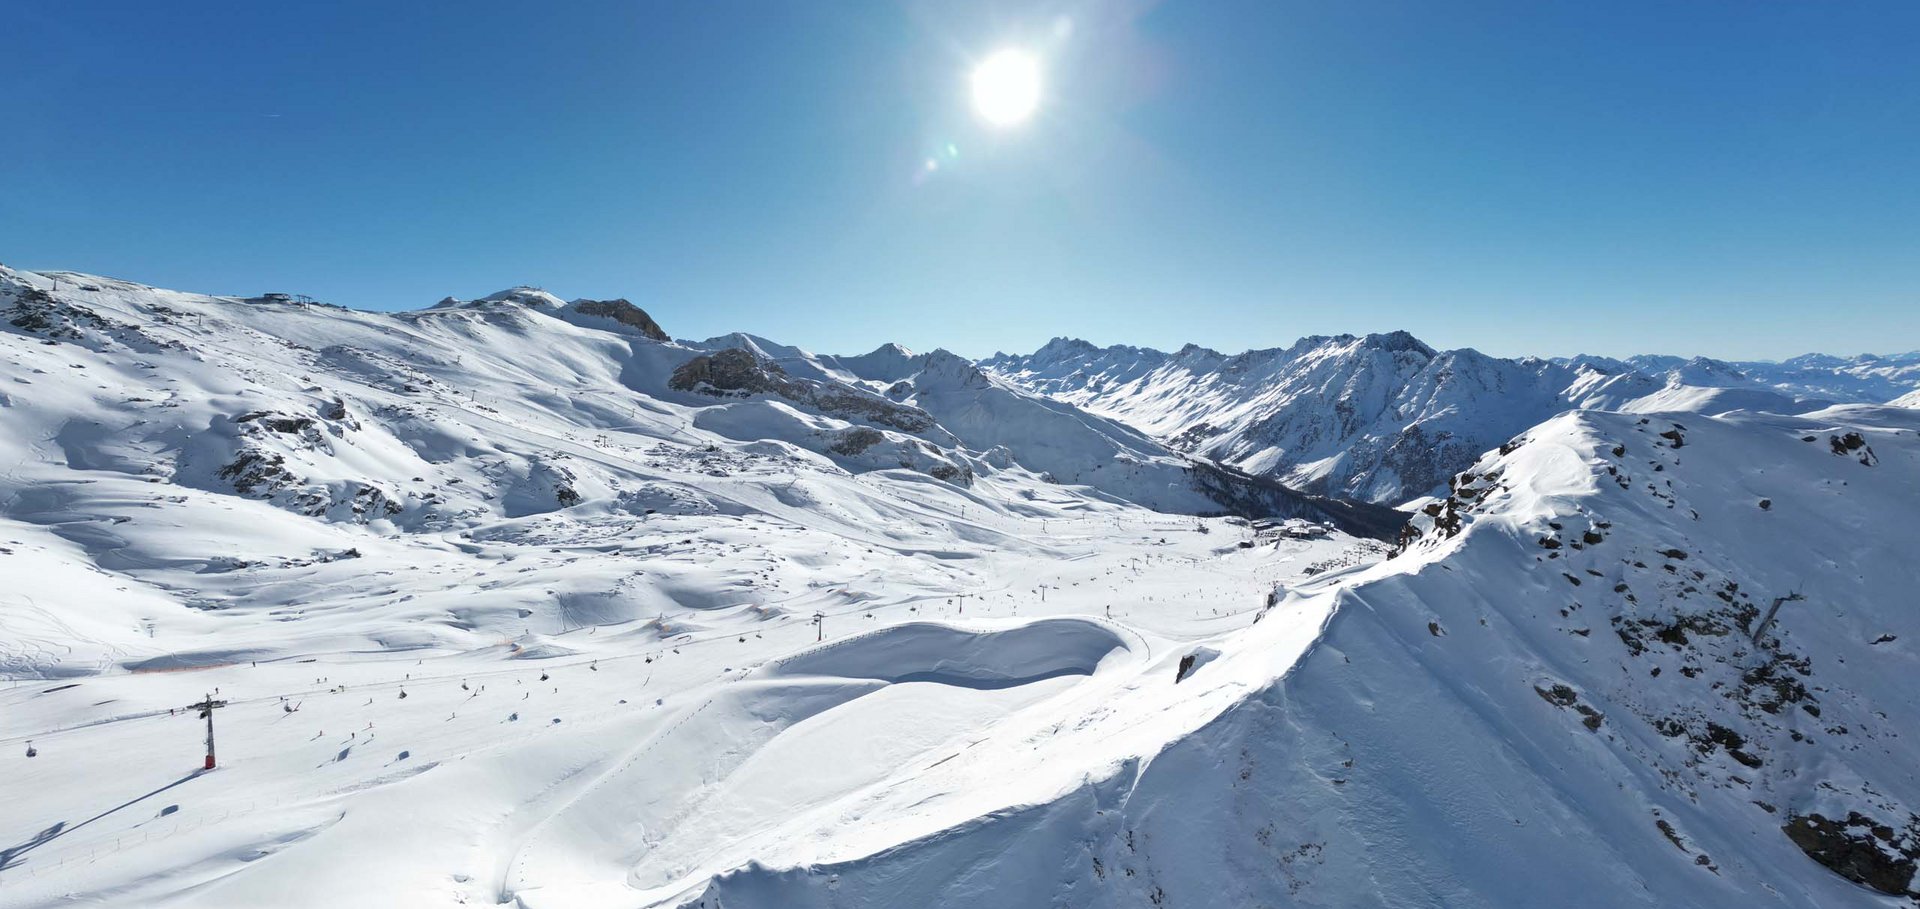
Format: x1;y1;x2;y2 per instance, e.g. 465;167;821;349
1784;811;1920;898
561;298;670;341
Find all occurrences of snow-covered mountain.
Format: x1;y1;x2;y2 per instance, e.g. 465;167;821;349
4;265;1916;908
0;265;1410;666
1634;351;1920;404
0;268;1395;545
696;337;1402;534
671;406;1920;909
982;336;1919;504
981;333;1582;503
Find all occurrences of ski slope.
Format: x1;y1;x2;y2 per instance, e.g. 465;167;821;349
3;266;1916;906
0;266;1380;906
0;489;1369;907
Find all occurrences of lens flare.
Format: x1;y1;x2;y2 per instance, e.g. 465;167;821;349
970;49;1041;127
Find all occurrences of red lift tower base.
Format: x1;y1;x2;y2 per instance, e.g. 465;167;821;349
189;694;229;770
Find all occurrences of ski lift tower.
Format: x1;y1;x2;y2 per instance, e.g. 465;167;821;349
188;693;229;770
812;612;826;642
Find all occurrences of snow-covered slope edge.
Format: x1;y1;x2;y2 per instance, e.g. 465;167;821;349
679;405;1920;907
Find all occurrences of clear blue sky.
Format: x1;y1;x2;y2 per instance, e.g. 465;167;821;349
5;1;1917;360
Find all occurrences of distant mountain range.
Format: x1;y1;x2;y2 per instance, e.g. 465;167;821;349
982;335;1920;503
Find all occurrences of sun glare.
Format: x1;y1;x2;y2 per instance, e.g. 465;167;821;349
971;49;1041;127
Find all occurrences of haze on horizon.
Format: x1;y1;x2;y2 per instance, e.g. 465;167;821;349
4;0;1916;362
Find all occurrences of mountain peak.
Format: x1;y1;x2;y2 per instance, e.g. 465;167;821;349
1035;336;1101;359
916;348;993;389
478;286;565;309
1358;330;1436;357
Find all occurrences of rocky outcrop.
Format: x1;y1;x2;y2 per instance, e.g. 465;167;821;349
1783;811;1920;899
568;298;668;341
826;427;886;456
670;348;786;396
671;348;938;434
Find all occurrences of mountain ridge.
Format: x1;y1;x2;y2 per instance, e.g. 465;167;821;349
0;266;1396;537
982;333;1920;505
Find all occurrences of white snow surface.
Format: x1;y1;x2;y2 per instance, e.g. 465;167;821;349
0;267;1378;906
3;267;1917;907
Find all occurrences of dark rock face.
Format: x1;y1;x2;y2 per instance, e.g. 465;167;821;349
572;299;667;341
209;401;415;522
1533;683;1604;730
827;427;885;456
350;484;405;518
1783;811;1920;898
219;450;294;498
670;348;938;435
1701;721;1763;768
6;285;127;343
670;348;784;396
668;348;981;485
237;411;318;434
1830;431;1879;466
1391;465;1499;554
927;463;967;483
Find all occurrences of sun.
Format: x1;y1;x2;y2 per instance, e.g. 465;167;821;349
970;49;1042;127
